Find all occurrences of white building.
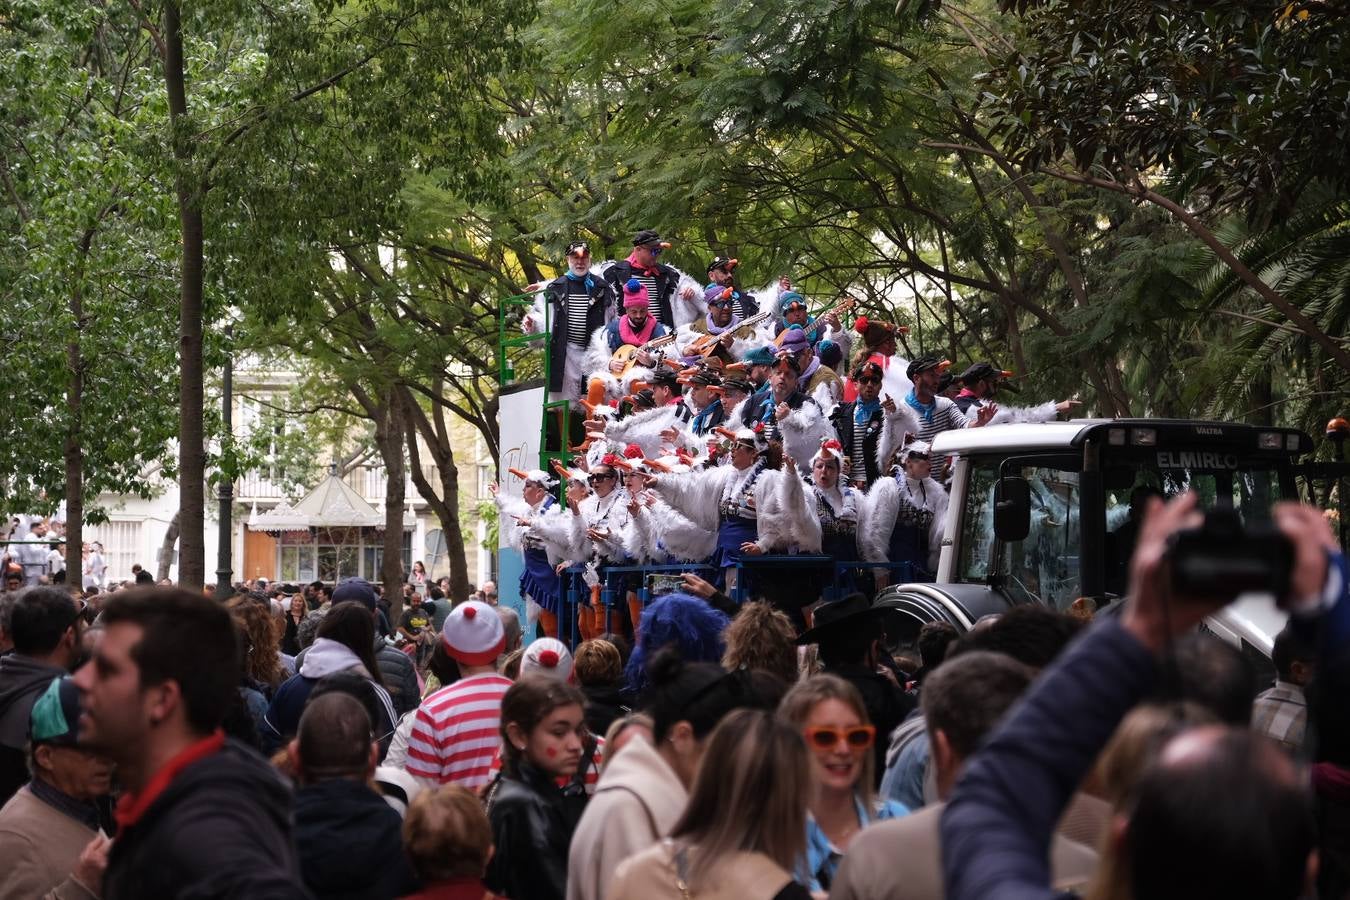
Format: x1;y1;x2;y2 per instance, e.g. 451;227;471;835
87;364;495;590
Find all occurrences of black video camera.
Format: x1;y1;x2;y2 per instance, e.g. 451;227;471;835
1167;507;1293;600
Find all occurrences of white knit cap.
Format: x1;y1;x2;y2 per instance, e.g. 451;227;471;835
440;600;506;666
521;638;574;682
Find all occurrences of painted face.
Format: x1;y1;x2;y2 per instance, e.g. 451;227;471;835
812;456;840;489
72;622;153;762
802;698;872;794
524;702;586;778
568;252;592;277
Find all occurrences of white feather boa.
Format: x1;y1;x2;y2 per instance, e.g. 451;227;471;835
859;474;949;572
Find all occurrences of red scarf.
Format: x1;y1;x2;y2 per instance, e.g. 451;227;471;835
115;730;226;833
626;250;658;276
618;314;657;347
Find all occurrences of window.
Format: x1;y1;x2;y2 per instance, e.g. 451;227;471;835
87;521;142;584
279;545;316;583
318;545;359;582
958;456;1083;611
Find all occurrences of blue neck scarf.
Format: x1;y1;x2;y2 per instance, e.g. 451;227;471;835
854;397;880;427
565;271;595;291
905;390;936;424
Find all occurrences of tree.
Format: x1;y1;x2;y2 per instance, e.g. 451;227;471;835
0;0;180;577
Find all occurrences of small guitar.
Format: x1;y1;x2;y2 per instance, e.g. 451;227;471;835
685;310;775;358
775;296;857;347
610;332;678;374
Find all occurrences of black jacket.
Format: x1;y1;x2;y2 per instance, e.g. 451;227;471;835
830;401;886;487
581;683;629;737
542;274;616;392
0;654;67;804
485;763;587;900
104;738;309;900
294;778;418;900
603;260;683;329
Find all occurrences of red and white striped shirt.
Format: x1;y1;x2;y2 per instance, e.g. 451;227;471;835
405;673;513;790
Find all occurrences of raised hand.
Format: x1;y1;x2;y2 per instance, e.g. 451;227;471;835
975;404;998;426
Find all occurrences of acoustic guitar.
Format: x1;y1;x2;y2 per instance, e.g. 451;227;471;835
610;332;678;374
685;310;775;358
774;296;857;347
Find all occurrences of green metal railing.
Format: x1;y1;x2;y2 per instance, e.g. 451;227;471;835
497;287;573;478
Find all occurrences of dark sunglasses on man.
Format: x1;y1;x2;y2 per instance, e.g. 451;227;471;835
857;375;882;386
588;472;617;484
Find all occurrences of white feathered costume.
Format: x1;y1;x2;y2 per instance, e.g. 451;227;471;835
859;465;949;575
649;459;821;555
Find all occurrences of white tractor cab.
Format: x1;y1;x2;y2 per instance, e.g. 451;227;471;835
877;419;1315;682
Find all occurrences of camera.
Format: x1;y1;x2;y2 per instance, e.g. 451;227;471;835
646;573;685;598
1167;507;1293;600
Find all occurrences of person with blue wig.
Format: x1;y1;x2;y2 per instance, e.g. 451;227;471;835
624;593;730;696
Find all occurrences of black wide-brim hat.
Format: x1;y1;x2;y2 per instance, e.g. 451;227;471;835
796;592;904;646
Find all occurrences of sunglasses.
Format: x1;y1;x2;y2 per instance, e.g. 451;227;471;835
588;473;617;484
857;376;881;385
804;724;876;751
708;299;733;309
644;245;664;256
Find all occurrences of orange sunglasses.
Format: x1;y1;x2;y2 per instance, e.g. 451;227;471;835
803;724;876;751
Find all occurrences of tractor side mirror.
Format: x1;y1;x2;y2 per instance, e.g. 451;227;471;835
994;476;1031;543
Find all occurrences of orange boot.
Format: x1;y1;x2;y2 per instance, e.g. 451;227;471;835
586;377;609;409
538;609;559;640
627;592;644;639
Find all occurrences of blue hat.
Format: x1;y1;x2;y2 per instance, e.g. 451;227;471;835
29;676;81;746
744;346;776;367
778;291;807;313
778;324;811;354
332;577;377;611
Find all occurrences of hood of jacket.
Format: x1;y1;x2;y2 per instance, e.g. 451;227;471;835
0;655;67;746
595;736;687;823
299;638;367;680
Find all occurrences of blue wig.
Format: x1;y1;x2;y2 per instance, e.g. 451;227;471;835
625;593;731;695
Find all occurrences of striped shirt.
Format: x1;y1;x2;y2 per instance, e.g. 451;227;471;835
405;673;513;790
908;395;969;480
632;272;661;321
565;281;592;348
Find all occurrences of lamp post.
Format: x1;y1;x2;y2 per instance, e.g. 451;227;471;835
214;325;234;599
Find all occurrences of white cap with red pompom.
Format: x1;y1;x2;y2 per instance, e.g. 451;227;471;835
521;637;574;682
440;600;506;666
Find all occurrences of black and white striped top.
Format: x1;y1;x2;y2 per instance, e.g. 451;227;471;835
632;272;661;321
910;396;969;480
565;282;591;348
849;418;868;483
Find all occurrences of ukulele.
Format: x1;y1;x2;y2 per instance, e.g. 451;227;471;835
774;296;857;346
685;309;775;358
610;332;678;374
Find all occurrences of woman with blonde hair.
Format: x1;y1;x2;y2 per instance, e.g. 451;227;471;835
608;708;812;900
778;674;908;892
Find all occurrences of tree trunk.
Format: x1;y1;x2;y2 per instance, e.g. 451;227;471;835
64;258;86;588
156;509;182;582
402;386;472;600
163;1;206;587
377;388;407;624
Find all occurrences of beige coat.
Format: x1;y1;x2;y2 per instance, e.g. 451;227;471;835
828;802;1098;900
0;785;99;900
608;841;795;900
566;737;689;900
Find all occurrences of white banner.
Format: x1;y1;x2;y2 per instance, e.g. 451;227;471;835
497;383;546;550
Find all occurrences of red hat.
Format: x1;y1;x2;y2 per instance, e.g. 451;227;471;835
440;600;505;666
